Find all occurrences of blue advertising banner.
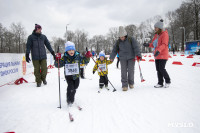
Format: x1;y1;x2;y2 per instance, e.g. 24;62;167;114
185;40;200;54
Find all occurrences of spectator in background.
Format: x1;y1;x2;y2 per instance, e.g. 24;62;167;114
172;47;175;55
116;53;120;68
92;51;96;58
26;24;56;87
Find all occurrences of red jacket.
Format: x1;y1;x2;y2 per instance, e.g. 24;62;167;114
149;30;169;60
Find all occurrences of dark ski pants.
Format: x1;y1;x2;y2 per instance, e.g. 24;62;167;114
80;68;84;78
116;57;120;68
32;59;47;83
65;76;79;104
99;75;108;88
155;59;171;85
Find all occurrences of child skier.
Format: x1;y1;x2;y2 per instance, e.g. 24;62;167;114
80;52;86;79
93;52;113;90
54;41;92;105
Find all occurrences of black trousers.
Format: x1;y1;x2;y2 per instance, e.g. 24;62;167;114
65;76;80;104
155;59;171;85
80;68;84;78
116;57;120;68
99;75;108;88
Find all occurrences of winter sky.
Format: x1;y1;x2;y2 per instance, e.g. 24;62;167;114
0;0;184;39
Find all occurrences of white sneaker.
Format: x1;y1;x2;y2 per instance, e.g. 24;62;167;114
164;83;170;88
154;84;163;88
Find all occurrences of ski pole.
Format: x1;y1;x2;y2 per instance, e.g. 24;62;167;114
137;60;145;82
87;48;116;92
56;46;62;109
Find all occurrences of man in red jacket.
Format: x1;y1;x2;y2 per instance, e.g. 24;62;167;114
143;19;171;88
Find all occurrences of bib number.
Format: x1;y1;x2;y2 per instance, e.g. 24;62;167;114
65;63;79;75
98;63;106;72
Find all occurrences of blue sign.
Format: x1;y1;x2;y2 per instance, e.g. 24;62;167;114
185;40;200;54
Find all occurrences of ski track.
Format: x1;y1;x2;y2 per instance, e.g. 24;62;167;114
0;53;200;133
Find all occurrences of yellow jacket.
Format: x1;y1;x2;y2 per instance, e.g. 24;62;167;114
93;57;113;76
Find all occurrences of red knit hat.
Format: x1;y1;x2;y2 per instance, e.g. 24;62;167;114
35;24;42;30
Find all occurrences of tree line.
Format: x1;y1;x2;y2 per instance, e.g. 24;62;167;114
0;0;199;54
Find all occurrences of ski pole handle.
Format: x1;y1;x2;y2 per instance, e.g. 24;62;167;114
56;53;61;60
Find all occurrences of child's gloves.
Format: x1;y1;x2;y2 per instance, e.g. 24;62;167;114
56;53;61;60
85;51;92;58
136;56;142;62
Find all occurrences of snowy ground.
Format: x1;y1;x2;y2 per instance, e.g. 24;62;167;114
0;53;200;133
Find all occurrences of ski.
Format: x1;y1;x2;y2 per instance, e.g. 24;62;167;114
98;87;110;93
69;112;74;122
77;105;82;111
68;104;82;122
67;104;74;122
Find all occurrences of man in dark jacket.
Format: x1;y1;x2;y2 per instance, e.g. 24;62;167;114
26;24;56;87
110;26;142;91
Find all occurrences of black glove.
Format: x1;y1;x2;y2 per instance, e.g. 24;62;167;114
143;43;149;47
51;51;56;60
93;71;95;74
154;51;160;57
26;53;31;63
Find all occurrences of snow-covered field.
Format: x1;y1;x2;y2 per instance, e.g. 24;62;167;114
0;53;200;133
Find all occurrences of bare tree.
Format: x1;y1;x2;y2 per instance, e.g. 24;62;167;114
67;30;75;42
91;35;106;54
187;0;200;40
125;24;137;37
10;22;26;53
166;11;178;51
52;37;65;53
3;29;15;53
0;23;5;53
107;27;118;45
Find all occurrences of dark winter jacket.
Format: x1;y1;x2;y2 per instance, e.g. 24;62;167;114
26;32;54;60
110;36;141;60
54;51;90;80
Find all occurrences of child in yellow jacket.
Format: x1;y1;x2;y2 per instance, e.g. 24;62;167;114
93;52;113;90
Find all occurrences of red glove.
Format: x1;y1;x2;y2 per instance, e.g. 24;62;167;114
136;56;142;62
85;51;92;58
56;53;61;60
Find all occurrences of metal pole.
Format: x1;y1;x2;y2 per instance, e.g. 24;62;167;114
180;27;185;52
183;27;185;52
66;24;69;41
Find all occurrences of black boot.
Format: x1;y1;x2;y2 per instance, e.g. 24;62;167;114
37;82;41;87
43;79;47;85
